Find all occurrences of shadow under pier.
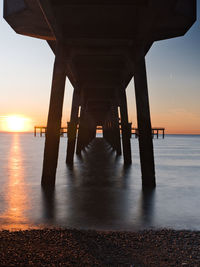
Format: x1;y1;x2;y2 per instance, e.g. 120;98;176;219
41;138;156;230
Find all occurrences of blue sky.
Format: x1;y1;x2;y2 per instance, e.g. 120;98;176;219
0;0;200;133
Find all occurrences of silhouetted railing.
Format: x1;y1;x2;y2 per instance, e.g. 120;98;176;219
34;126;165;139
34;126;67;137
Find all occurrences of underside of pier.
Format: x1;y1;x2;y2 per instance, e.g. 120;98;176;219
4;0;196;187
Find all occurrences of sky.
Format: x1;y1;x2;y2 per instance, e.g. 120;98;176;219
0;0;200;134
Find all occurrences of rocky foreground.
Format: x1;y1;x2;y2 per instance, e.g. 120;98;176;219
0;228;200;266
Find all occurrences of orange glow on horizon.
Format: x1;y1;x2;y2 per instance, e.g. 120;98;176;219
0;113;199;135
1;115;32;132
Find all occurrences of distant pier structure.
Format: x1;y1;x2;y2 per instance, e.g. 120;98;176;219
4;0;196;187
34;126;165;139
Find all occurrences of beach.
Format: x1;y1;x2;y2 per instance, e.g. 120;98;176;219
1;228;200;266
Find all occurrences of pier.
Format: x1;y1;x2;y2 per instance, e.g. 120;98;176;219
34;126;67;137
4;0;196;187
34;126;165;139
132;128;165;139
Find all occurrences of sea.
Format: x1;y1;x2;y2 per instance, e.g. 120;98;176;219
0;132;200;231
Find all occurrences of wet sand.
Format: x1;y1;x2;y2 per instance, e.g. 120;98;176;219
0;228;200;266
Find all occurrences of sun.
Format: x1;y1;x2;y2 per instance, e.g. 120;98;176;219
3;116;31;132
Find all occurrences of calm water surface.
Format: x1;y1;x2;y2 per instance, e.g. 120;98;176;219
0;133;200;231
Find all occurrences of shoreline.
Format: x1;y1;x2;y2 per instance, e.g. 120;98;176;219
0;228;200;266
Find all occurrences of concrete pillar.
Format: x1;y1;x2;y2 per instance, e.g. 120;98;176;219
76;104;85;154
120;90;132;164
66;90;79;164
111;105;121;155
80;112;90;150
105;114;114;149
102;122;108;141
88;122;96;144
41;44;66;187
134;57;155;187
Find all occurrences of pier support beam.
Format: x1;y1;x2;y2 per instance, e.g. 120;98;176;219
134;57;155;187
41;45;66;187
103;115;114;149
120;91;132;164
66;90;79;164
111;105;121;155
76;104;86;154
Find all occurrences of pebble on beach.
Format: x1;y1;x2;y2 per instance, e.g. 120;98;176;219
0;228;200;266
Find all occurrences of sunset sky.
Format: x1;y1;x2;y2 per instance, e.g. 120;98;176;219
0;1;199;134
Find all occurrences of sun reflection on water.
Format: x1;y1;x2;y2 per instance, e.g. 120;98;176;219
1;134;31;230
